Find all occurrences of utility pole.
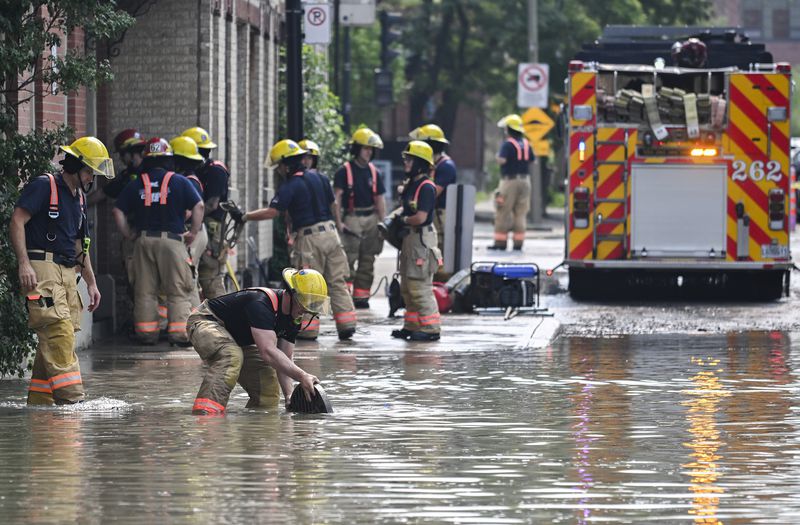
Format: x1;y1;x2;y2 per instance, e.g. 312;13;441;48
527;0;544;224
286;0;303;140
342;25;351;132
332;0;340;96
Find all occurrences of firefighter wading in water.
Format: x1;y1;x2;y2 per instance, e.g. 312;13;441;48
188;268;326;414
334;127;387;308
408;124;456;279
10;136;113;405
112;138;204;345
242;139;357;341
181;126;230;299
391;140;443;341
491;114;534;251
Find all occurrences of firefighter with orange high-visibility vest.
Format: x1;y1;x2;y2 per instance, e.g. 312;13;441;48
112;138;204;345
187;267;326;414
10;136;113;405
491;114;535;251
242;139;357;341
391;141;442;342
181;126;230;299
333;128;387;308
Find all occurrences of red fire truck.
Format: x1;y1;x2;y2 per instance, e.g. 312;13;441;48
563;27;792;300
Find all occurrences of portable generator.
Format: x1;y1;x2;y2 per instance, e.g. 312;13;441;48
469;262;541;318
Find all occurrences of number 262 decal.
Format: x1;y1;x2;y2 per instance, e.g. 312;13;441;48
731;160;782;182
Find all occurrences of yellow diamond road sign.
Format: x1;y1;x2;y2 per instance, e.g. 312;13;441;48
522;107;554;143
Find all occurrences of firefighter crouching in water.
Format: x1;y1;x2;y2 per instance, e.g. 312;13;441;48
181;126;230;299
170;135;209;289
408;124;456;280
112;138;204;345
10;136;113;405
188;268;326;414
491;114;534;251
391;141;442;342
334;128;387;308
243;139;357;341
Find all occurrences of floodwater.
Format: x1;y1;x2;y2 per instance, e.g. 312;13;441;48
2;332;800;524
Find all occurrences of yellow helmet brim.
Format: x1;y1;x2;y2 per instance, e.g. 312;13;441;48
60;146;116;179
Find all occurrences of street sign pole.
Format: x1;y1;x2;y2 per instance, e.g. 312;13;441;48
527;0;543;224
286;0;303;140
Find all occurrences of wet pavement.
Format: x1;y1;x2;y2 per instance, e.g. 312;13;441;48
2;208;800;523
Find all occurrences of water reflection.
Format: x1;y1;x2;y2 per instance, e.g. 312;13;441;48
0;331;798;523
682;356;729;524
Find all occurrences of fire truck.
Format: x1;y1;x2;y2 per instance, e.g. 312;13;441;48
563;26;792;300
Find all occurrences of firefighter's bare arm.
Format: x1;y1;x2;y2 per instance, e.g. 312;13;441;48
205;195;220;213
496;155;507;165
334;188;347;232
374;194;386;221
435;184;445;197
10;207;35;291
112;208;136;241
277;337;298;401
242;206;279;222
251;326;319;401
403;210;429;226
184;200;204;246
75;238;101;312
331;200;343;232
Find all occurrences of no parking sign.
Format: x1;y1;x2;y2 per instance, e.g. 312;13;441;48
517;63;549;108
303;2;331;45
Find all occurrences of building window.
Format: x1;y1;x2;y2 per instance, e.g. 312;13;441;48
743;9;763;38
772;9;789;39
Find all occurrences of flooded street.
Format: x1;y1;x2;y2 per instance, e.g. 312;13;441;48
3;329;800;523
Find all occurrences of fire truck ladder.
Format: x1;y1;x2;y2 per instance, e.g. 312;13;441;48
592;129;629;259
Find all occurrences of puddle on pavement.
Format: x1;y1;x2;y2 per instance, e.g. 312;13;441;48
0;331;798;523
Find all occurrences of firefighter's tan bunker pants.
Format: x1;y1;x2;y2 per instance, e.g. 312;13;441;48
24;255;84;405
432;208;449;281
399;226;442;334
188;302;279;413
291;220;356;339
341;210;383;301
494;176;531;245
132;234;195;344
157;224;206;331
198;217;228;299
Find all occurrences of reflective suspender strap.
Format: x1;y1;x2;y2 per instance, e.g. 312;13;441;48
187;174;204;193
344;161;355;212
141;173;152;207
368;162;378;195
45;174;59;218
160;171;175;205
521;138;530;161
414;179;436;202
252;287;279;312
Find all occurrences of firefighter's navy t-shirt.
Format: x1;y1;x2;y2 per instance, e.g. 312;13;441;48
433;155;457;209
401;176;436;226
499;137;534;176
16;174;85;259
114;168;201;234
207;289;299;346
333;161;386;209
197;160;229;222
269;170;335;230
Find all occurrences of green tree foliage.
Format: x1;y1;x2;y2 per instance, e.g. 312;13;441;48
0;1;133;377
365;0;711;136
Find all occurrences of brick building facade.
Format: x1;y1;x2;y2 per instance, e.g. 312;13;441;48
89;0;283;332
14;1;284;336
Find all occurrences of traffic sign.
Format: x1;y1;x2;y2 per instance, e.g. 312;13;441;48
517;63;549;108
303;3;331;44
533;140;551;157
339;0;376;26
522;107;554;143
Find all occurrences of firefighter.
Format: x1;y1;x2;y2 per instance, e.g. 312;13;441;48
409;124;456;279
243;139;357;341
10;136;113;405
491;114;534;251
391;141;442;342
333;127;387;308
181;126;230;299
170;135;209;285
112;138;204;345
187;268;326;414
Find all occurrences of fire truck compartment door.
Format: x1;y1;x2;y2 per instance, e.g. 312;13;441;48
630;163;727;257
